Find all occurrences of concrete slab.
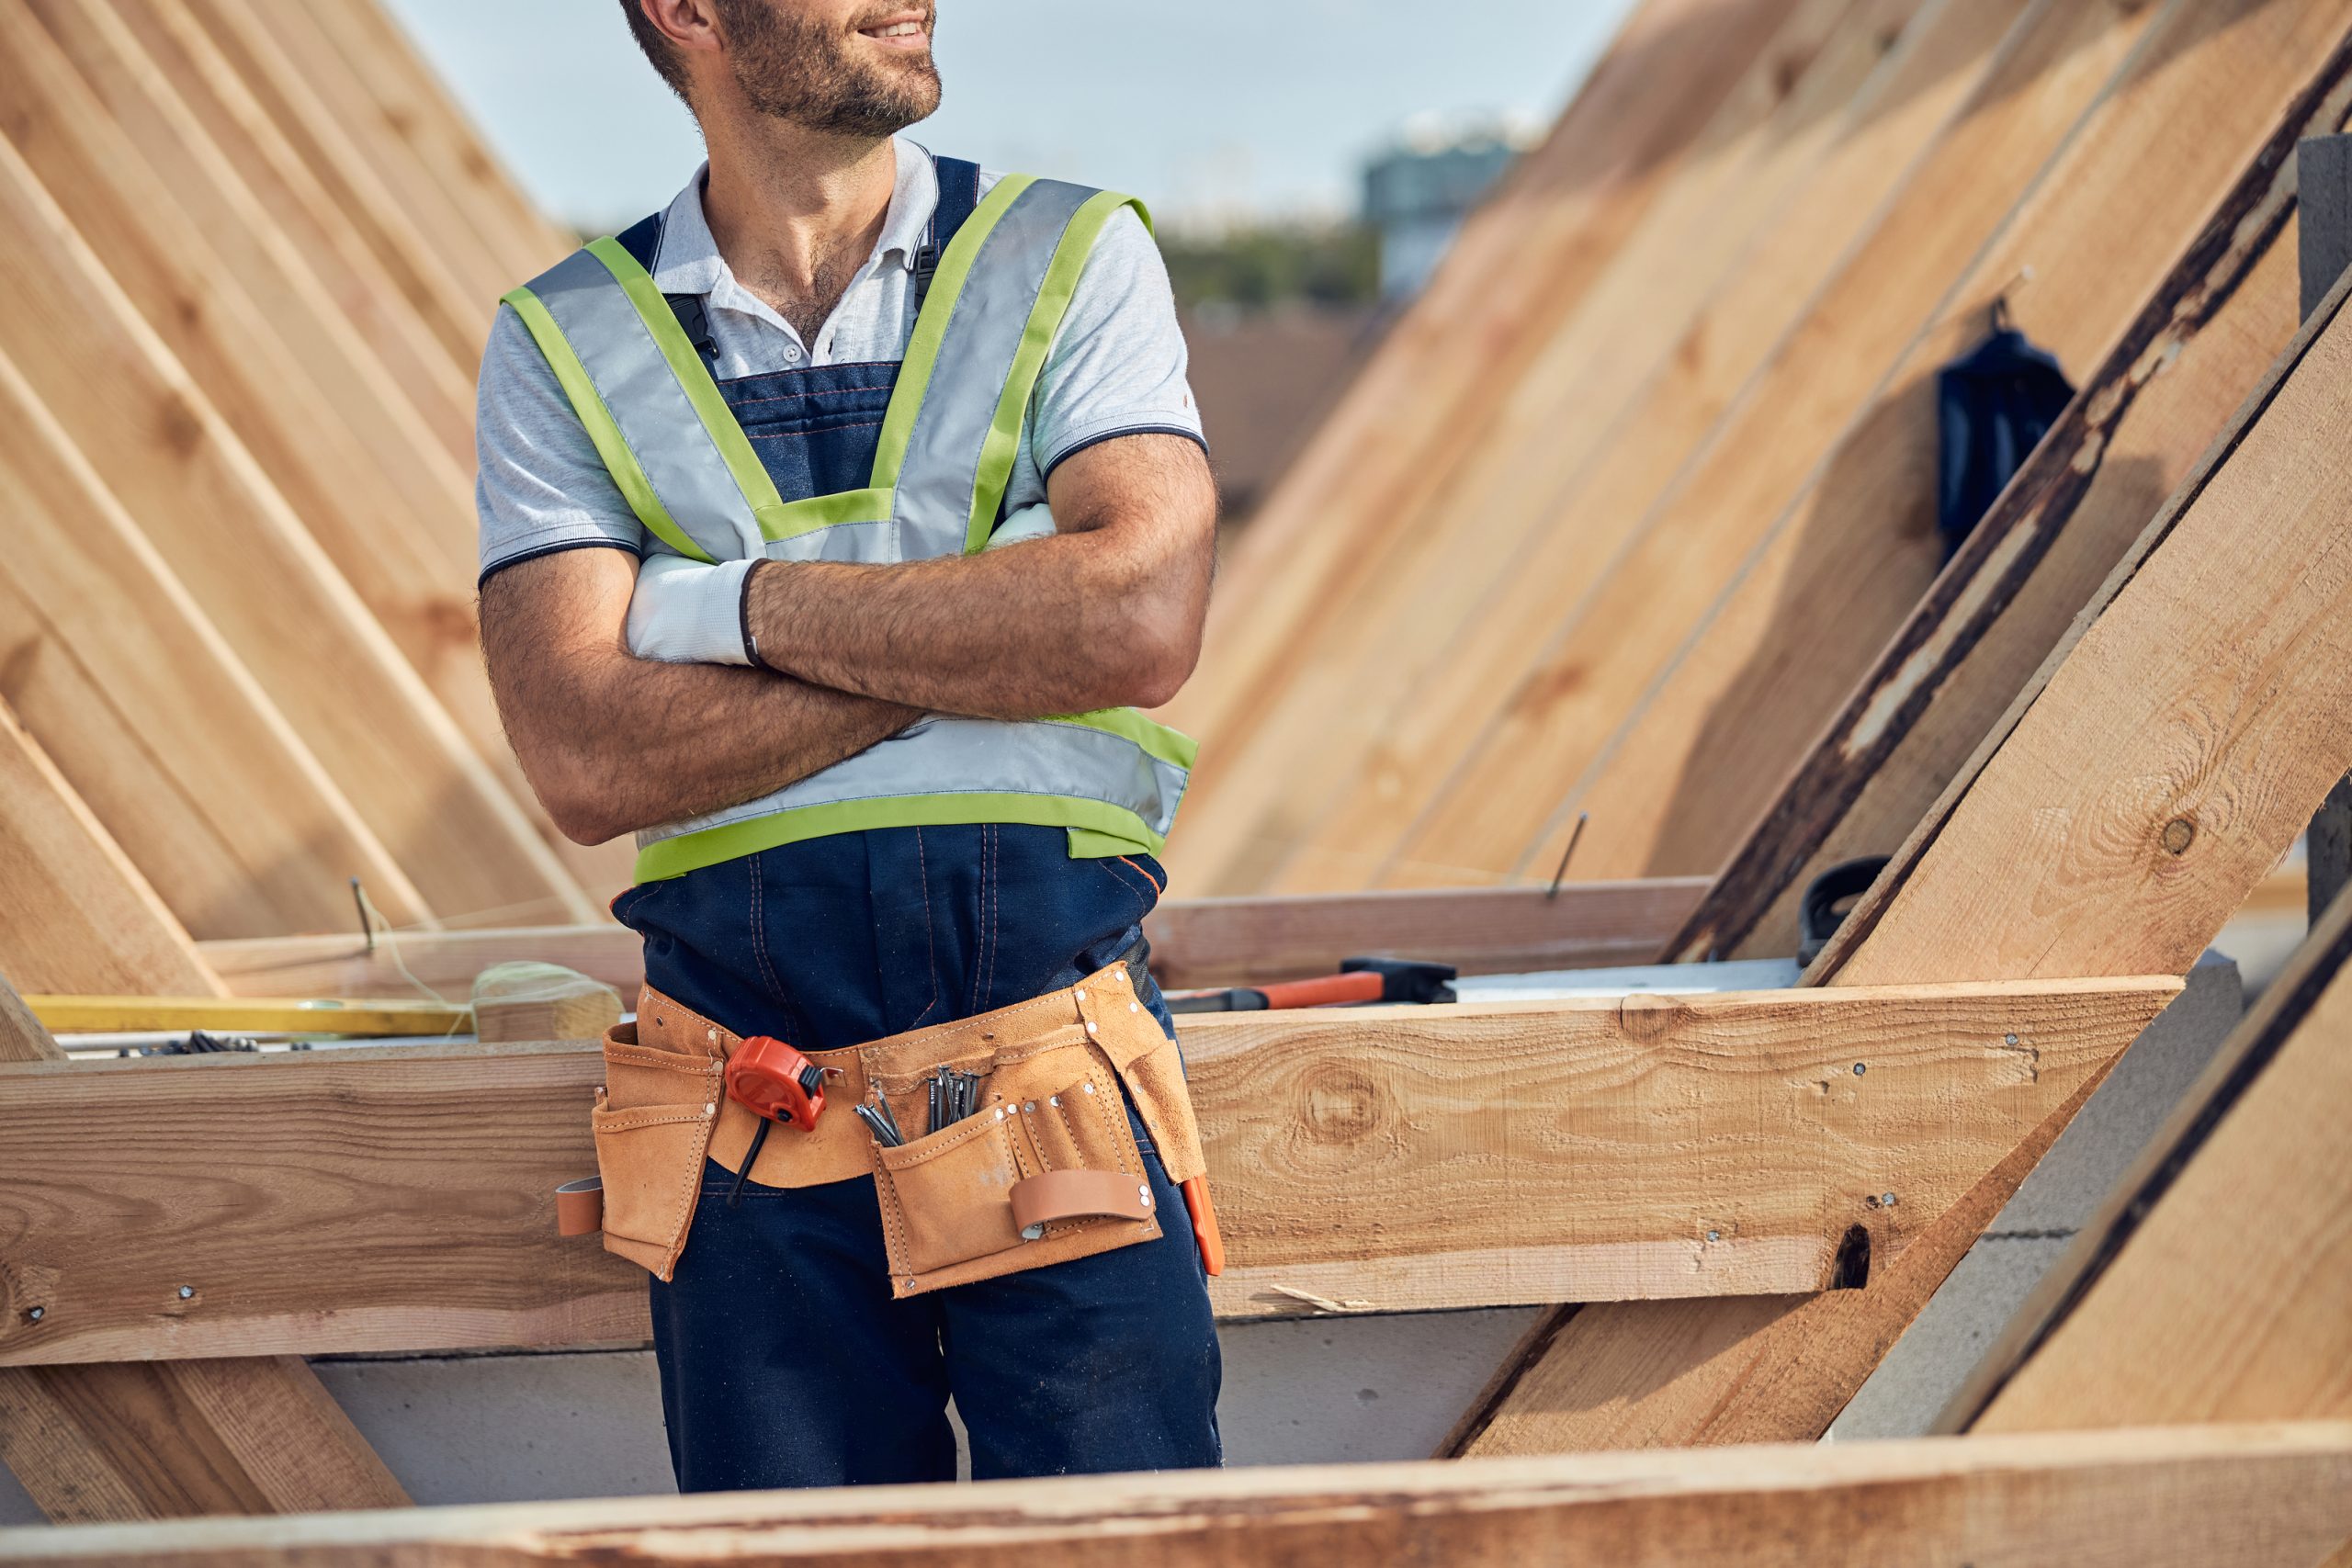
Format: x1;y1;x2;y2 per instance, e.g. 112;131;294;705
282;1306;1544;1506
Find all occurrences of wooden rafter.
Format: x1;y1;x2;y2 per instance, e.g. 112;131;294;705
1447;228;2352;1459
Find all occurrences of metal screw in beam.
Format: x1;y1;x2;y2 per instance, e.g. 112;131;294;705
24;1306;42;1323
1852;1062;1867;1076
177;1285;195;1301
1706;1230;1721;1243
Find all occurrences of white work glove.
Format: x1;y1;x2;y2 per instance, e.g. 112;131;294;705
625;503;1057;665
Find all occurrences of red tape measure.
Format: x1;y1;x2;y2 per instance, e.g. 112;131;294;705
726;1034;828;1127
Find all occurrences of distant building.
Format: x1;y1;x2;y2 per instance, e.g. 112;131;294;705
1362;120;1530;299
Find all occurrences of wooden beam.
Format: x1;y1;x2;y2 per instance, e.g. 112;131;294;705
0;703;221;998
289;0;571;283
1815;266;2352;987
0;337;419;941
1386;0;2308;892
1145;879;1712;986
0;976;403;1523
1668;24;2332;961
1449;225;2352;1460
1182;0;2060;893
74;0;472;462
2;1423;2346;1567
1549;0;2352;895
194;882;1713;998
0;122;594;927
1168;0;1928;892
200;925;649;1002
1165;0;1803;755
1943;886;2352;1432
0;976;2170;1363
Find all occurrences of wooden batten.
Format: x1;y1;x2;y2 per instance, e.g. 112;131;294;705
2;1424;2346;1568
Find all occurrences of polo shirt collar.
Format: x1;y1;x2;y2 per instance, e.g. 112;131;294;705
648;138;940;300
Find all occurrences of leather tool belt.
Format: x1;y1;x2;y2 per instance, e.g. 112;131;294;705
561;962;1211;1296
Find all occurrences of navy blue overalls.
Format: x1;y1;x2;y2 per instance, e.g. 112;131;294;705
605;157;1222;1492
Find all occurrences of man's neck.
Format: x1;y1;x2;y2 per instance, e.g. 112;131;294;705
700;116;899;344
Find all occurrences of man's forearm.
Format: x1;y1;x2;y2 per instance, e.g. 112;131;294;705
747;433;1216;718
481;552;919;844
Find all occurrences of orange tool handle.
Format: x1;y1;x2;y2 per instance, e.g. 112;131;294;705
1252;972;1386;1010
1180;1176;1224;1276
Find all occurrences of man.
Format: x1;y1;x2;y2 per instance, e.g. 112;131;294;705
475;0;1222;1493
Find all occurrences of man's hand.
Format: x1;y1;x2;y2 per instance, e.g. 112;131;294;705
745;433;1216;717
481;548;919;844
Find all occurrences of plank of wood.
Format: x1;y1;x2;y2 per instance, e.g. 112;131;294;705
0;342;423;940
165;0;489;364
1547;0;2352;893
1162;0;1808;780
1815;254;2352;987
1373;0;2179;890
1143;878;1712;986
1449;210;2352;1462
194;883;1713;999
3;1423;2346;1568
201;926;650;1002
9;0;474;566
26;997;469;1037
0;128;595;927
1947;886;2352;1432
0;707;221;999
1208;0;2051;894
1664;72;2316;960
0;980;404;1523
0;977;2171;1362
1173;0;1957;894
94;0;476;449
1445;1064;2105;1454
295;0;571;283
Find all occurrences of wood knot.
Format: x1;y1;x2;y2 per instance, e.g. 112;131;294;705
1300;1066;1383;1144
1617;993;1696;1043
2161;817;2196;856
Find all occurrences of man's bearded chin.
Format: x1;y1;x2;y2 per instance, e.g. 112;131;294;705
729;9;943;138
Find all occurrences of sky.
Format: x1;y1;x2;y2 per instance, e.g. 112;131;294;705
379;1;1637;233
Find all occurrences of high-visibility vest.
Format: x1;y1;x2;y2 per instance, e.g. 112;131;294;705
502;175;1193;884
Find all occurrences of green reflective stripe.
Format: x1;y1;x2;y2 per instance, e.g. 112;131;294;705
1047;706;1197;771
1066;826;1158;858
756;486;897;542
582;237;792;526
633;792;1165;883
965;191;1144;553
871;174;1037;491
499;288;716;565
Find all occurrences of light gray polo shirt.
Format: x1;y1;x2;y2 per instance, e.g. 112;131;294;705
475;138;1206;589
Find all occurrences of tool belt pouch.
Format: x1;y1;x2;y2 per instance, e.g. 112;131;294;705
589;1023;724;1280
866;966;1206;1298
